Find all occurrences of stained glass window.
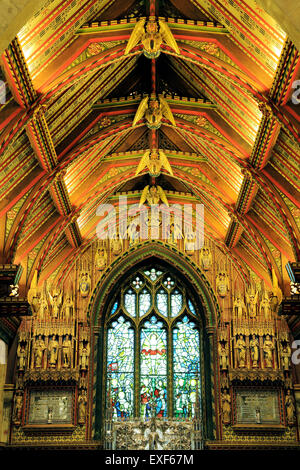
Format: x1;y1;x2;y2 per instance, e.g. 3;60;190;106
144;268;162;282
107;316;134;419
171;289;183;317
140;317;167;418
106;267;201;420
173;316;200;418
188;299;196;316
156;289;168;317
124;289;136;317
139;289;151;316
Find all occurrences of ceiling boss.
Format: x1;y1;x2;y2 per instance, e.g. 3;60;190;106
124;17;180;59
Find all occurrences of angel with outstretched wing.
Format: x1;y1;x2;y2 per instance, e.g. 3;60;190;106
125;18;180;59
124;18;146;55
139;185;169;207
135;149;173;177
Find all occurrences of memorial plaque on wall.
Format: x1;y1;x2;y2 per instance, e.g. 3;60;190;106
235;389;281;425
27;389;74;425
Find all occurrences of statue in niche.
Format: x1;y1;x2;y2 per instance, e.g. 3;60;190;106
78;390;87;425
235;334;247;368
285;390;296;425
62;294;74;321
233;293;246;320
221;390;231;425
79;272;91;298
79;340;90;370
184;228;196;255
16;341;27;371
111;233;123;256
199;247;212;271
218;342;228;370
263;334;275;368
38;292;49;320
281;342;292;371
246;286;259;319
249;334;260;368
12;391;23;424
48;287;62;319
216;271;229;297
95;243;108;271
62;334;72;368
32;335;46;368
48;335;59;368
260;292;272;320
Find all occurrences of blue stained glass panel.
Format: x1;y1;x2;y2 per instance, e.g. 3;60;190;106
188;299;196;315
139;289;151;316
173;316;200;418
140;316;167;417
156;289;168;317
107;316;134;419
124;289;136;317
171;290;183;317
110;301;119;316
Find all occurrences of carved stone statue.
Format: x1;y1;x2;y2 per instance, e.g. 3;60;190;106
218;343;228;370
249;334;260;368
235;334;247;368
13;392;23;424
233;293;246;320
263;334;275;368
260;293;272;321
111;234;123;256
95;245;108;271
221;390;231;425
285;390;296;426
16;342;27;371
199;247;212;271
49;288;62;319
62;335;72;368
62;294;74;321
79;272;91;298
281;343;292;371
48;335;59;368
216;272;229;297
32;335;46;368
246;287;258;319
79;341;90;370
78;390;87;425
38;294;49;320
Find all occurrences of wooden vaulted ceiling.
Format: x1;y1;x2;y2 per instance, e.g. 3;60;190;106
0;0;299;293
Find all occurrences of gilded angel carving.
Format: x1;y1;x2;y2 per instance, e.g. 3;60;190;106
133;95;176;129
124;17;180;59
139;185;169;207
135;149;173;177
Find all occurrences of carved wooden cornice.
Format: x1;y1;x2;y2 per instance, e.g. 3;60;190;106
23;369;80;383
228;368;284;383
